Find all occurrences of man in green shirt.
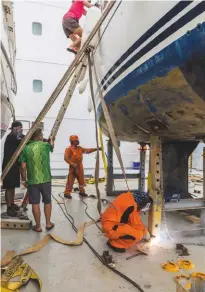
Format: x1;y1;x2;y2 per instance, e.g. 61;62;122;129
19;128;55;232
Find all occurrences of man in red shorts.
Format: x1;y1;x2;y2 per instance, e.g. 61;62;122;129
62;0;99;54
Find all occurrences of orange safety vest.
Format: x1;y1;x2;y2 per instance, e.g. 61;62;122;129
64;146;96;167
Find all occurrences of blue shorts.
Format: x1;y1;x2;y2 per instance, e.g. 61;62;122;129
28;182;51;204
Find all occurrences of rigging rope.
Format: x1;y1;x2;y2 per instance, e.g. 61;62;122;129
88;52;102;215
90;51;130;191
50;55;87;138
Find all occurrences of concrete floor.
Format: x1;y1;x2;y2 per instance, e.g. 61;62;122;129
1;180;205;292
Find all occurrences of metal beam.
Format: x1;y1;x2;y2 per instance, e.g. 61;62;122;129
148;136;163;237
165;199;205;211
106;190;139;197
139;144;146;193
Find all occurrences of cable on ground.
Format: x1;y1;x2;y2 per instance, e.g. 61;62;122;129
52;193;145;292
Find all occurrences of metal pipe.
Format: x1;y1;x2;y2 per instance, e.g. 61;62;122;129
1;41;17;94
106;139;114;196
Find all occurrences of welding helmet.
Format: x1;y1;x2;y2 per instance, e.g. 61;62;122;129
133;192;153;212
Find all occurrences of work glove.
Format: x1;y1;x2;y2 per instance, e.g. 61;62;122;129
144;229;151;242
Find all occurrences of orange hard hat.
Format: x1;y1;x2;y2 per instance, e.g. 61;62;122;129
139;145;148;151
70;135;79;142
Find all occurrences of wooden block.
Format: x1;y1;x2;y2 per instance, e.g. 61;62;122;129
187;215;200;224
1;218;32;230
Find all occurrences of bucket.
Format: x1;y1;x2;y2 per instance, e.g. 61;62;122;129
133;161;140;170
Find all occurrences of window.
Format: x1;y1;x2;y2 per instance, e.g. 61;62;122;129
32;22;42;35
33;80;43;92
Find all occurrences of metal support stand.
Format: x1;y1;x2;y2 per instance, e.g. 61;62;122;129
200;146;205;233
148;136;163;237
106;139;139;196
148;141;205;238
106;139;114;196
139;144;146;193
1;218;31;230
1;192;31;230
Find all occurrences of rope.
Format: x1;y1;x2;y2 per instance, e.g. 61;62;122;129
88;52;102;215
50;55;87;138
91;51;130;191
1;1;116;183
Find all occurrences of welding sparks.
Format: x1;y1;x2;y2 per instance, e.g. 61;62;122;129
149;236;160;246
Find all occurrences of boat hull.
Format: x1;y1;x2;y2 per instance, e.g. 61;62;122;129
92;1;205;142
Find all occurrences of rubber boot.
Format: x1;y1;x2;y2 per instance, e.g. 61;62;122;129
79;193;88;198
64;194;72;199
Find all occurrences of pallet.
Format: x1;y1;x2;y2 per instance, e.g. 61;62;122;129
180;212;200;224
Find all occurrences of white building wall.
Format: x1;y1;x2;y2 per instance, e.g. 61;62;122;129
13;0;142;177
192;143;204;171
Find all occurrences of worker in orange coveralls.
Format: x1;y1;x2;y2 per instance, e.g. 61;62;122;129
64;135;101;198
101;192;153;253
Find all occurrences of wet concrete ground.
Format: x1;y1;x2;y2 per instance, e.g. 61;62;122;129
1;179;205;292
